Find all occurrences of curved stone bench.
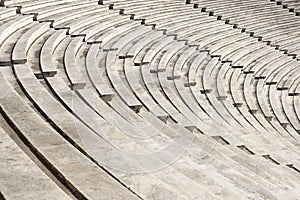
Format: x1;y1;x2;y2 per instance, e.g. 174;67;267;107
232;45;277;69
256;78;274;121
276;0;300;14
195;0;294;24
0;67;139;200
81;16;131;43
12;21;49;64
57;10;119;36
246;19;300;35
218;7;293;25
0;125;70;199
64;37;86;90
39;4;105;28
282;40;300;56
1;0;31;6
0;14;33;45
291;78;300;96
224;9;294;29
211;36;264;63
281;88;300;133
172;21;233;47
10;0;67;13
40;29;66;77
294;88;300;122
166;18;225;37
117;1;184;17
0;6;16;19
85;43;114;101
24;1;97;21
154;11;216;31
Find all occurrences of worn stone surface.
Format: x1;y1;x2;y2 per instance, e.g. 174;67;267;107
1;0;300;199
0;127;71;200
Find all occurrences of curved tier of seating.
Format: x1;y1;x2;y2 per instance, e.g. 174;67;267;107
271;0;300;16
0;0;300;199
190;0;300;60
0;124;70;199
